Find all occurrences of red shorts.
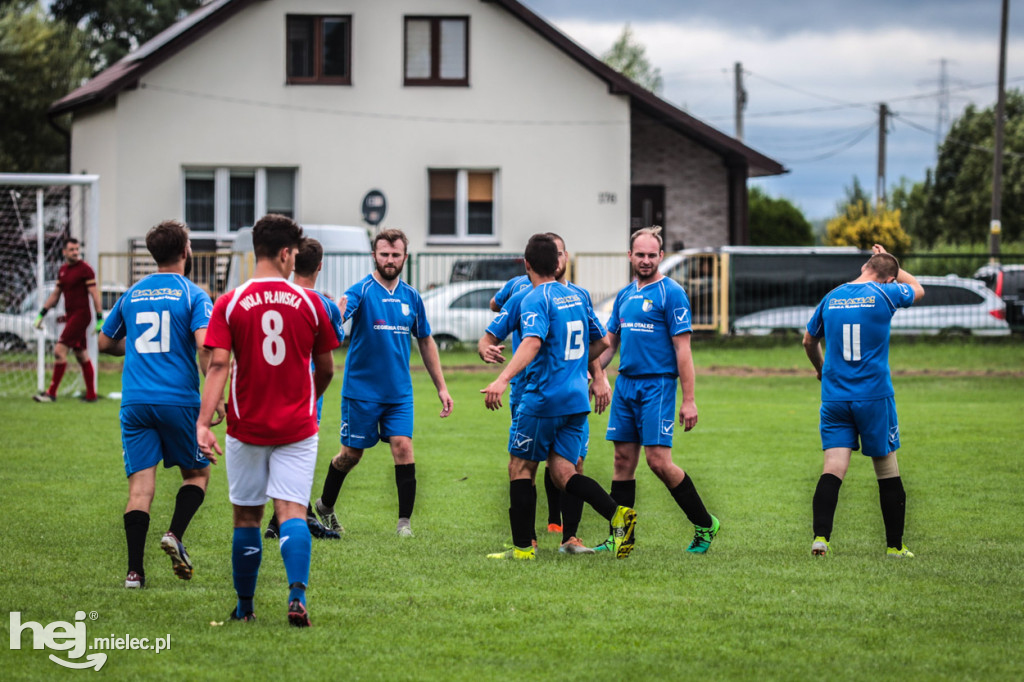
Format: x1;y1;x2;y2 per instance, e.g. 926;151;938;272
59;311;91;350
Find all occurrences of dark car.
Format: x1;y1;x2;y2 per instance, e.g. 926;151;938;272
449;256;525;283
974;264;1024;330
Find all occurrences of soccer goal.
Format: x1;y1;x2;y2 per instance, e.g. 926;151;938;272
0;173;100;398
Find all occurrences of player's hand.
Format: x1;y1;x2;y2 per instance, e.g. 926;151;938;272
479;343;505;364
211;398;226;426
336;295;347;320
94;316;103;333
872;244;887;255
438;389;454;418
33;314;44;330
197;424;222;462
481;378;508;411
589;376;611;414
680;399;698;432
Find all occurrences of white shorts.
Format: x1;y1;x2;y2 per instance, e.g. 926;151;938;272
225;434;318;507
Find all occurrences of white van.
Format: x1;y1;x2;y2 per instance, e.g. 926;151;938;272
229;224;372;300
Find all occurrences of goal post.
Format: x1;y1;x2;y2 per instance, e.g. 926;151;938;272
0;173;100;398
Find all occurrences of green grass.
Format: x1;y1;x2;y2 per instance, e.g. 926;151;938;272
2;343;1023;680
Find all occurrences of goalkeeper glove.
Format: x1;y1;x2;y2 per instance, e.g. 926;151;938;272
94;313;104;333
34;307;48;330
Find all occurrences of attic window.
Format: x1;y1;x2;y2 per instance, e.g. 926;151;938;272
287;15;351;85
404;17;468;86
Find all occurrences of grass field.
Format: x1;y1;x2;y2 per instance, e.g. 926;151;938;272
2;339;1023;681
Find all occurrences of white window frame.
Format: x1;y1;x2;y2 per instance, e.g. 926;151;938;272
426;168;499;246
182;167;298;239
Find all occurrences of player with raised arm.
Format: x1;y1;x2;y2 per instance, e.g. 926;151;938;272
33;237;103;402
99;220;223;588
478;233;610;553
314;229;453;539
197;214;339;627
264;237;345;541
597;226;719;554
482;233;633;561
803;244;924;558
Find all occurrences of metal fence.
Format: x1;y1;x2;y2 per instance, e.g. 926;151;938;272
95;250;1024;343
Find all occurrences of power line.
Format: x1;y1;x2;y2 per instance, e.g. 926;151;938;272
773;122;878;164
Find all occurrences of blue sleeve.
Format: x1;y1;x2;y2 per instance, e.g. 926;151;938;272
607;291;623;335
520;291;549;341
102;294;127;340
586;301;606;340
191;288;213;333
493;278;517;308
666;284;693;335
329;300;345;342
892;282;916;309
343;281;363;322
807;300;825;337
487;292;523;340
412;290;432;339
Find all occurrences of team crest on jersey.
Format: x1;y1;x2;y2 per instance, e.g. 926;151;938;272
401;303;410;316
661;419;674;436
673;308;689;324
511;433;533;451
204;302;213;317
521;312;539;328
642;299;653;312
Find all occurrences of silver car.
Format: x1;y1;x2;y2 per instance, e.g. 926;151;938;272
421;280;505;350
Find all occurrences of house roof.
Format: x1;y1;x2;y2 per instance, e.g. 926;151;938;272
50;0;785;177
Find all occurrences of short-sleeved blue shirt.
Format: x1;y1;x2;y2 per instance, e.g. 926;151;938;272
492;275;531;310
102;273;213;407
807;281;916;401
517;281;606;417
607;277;692;377
341;274;431;403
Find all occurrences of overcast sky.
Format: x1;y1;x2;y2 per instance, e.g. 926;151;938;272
522;0;1023;220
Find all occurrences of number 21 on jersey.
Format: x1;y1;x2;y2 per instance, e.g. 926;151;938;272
135;311;170;354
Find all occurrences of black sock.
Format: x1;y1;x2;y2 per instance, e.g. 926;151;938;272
528;483;538;543
813;473;843;541
321;462;348;509
395;463;416;519
543;467;561;526
559;490;585;542
564;474;617;521
124;510;150;576
509;479;535;549
268;512;279;529
669;475;713;528
878;476;906;548
611;479;637;509
168;484;205;540
305;503;315;518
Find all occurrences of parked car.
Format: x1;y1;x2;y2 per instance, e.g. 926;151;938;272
449;257;525;284
732;275;1010;337
973;263;1024;330
421;280;505;350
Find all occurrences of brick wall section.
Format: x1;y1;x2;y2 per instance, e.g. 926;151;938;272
631;109;731;250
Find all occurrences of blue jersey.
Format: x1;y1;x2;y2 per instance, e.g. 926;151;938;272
102;273;213;407
517;281;606;417
342;274;431;403
312;290;344;423
493;275;531;310
607;277;692;377
807;281;916;401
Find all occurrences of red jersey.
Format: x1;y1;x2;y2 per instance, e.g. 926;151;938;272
205;278;340;445
58;260;96;314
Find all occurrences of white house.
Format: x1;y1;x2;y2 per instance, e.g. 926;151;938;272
52;0;784;266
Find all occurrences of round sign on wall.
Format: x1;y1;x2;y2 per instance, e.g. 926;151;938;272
362;190;387;226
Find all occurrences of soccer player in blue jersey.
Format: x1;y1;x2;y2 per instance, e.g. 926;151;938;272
479;234;610;553
315;229;453;538
98;220;223;588
598;226;719;554
803;244;924;558
264;237;345;541
482;233;635;560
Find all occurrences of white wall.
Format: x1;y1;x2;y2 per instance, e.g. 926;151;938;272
71;0;631;256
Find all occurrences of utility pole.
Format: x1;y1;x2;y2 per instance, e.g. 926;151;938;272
990;0;1009;263
936;58;950;157
734;62;747;142
877;103;889;207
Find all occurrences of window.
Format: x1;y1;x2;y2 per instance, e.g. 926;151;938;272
183;168;296;236
287;15;351;84
450;287;498;310
428;169;496;244
404;17;468;86
914;285;983;307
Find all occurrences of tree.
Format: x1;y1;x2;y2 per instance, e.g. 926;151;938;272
0;3;90;172
748;187;813;245
835;175;872;215
825;200;911;257
601;25;663;95
51;0;201;73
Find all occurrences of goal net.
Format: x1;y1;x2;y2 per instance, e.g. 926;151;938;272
0;174;100;398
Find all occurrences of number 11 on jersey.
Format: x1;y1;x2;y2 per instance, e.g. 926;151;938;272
842;323;861;362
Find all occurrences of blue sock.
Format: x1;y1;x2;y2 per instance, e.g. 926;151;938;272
279;518;312;605
232;527;262;615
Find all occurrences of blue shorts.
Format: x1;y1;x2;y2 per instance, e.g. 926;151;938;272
340;397;413;449
605;375;677;447
508;411;588;465
120;404;210;477
820;397;900;457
